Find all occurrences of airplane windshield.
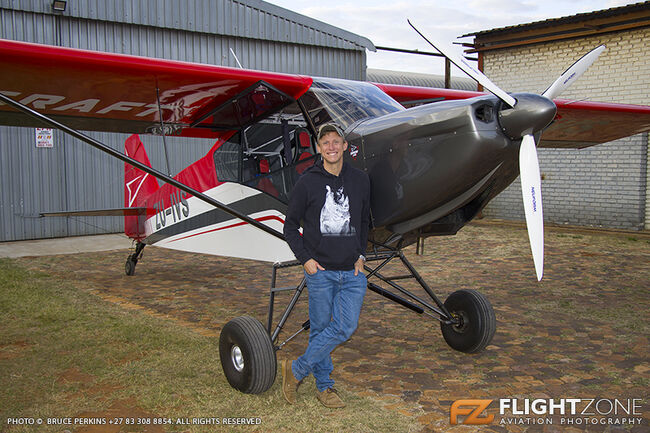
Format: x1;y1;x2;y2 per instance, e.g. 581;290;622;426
210;79;405;204
309;77;404;130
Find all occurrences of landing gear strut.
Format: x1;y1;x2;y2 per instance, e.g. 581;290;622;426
125;242;145;276
219;241;496;394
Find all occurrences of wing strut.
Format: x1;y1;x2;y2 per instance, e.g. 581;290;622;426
0;93;285;242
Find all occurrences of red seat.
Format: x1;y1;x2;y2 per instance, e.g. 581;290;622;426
296;152;314;174
293;129;315;174
257;158;278;197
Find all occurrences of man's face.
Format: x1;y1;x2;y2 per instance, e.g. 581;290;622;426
317;131;348;165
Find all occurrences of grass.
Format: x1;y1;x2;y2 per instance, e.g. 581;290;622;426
0;259;419;433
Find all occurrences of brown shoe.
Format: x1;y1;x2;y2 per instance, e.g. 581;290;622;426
316;387;346;408
281;359;301;404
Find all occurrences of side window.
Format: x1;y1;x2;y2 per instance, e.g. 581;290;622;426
211;100;321;203
213;133;240;182
245;153;318;203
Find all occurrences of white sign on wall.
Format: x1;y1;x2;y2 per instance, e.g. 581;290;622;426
35;128;54;148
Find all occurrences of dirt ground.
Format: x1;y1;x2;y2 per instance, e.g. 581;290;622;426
16;221;650;433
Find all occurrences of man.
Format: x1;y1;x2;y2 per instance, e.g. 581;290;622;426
282;123;370;408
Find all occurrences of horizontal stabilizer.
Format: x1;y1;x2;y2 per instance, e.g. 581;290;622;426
40;208;146;217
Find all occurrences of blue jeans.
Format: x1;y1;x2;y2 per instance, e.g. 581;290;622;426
292;269;367;391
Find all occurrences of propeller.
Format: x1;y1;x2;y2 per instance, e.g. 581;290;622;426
407;20;516;108
543;45;606;100
408;20;605;281
519;134;544;280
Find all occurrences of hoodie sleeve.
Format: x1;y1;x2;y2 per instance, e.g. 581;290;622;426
358;173;371;256
283;180;312;264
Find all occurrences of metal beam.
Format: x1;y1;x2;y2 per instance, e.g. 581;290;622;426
375;45;444;57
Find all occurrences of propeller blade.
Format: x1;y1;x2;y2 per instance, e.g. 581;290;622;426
519;134;544;281
408;19;517;108
542;45;606;100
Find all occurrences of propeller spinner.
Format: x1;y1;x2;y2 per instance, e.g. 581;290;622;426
408;20;606;280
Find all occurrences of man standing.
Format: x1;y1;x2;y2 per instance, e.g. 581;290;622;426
282;123;370;408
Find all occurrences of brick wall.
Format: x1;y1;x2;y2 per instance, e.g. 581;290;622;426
646;134;650;230
480;27;649;230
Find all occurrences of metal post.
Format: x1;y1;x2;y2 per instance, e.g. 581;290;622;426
445;58;451;89
267;265;278;333
398;250;451;316
370;267;443;316
363;251;398;280
270;278;307;345
156;87;172;176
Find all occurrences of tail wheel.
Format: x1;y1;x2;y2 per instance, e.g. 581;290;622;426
219;316;276;394
125;255;136;276
441;289;496;353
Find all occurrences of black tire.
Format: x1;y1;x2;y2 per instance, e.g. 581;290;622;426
125;255;136;276
440;289;496;353
219;316;276;394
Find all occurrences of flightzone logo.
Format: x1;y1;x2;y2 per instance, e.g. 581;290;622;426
450;398;644;427
450;400;494;425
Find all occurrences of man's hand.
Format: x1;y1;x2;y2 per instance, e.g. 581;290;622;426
354;257;365;276
304;258;325;275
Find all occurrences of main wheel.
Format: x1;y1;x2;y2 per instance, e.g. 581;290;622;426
219;316;276;394
441;289;496;353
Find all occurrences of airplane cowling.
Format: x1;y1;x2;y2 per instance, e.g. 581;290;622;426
497;93;557;140
345;96;516;230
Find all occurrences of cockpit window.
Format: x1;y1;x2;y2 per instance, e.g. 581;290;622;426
308;77;404;130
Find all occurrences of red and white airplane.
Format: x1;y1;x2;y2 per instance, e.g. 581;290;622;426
1;29;649;394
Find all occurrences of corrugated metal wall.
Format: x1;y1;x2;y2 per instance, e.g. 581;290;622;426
0;0;371;241
5;0;371;50
0;127;215;241
1;0;371;77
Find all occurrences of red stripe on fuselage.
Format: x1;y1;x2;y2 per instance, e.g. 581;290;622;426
167;215;285;243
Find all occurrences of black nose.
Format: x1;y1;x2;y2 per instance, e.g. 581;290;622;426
498;93;557;139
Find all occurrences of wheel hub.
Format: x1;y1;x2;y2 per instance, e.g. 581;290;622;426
231;345;244;372
451;311;469;333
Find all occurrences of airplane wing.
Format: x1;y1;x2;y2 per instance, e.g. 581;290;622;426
539;99;650;148
373;82;650;149
2;38;647;148
0;39;313;138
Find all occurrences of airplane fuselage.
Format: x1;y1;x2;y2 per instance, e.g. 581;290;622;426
139;91;556;256
342;92;555;244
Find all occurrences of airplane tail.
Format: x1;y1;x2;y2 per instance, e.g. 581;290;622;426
124;134;159;240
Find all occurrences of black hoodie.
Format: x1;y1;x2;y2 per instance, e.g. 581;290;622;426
284;160;370;270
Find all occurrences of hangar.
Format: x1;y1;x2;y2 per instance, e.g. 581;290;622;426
0;1;648;242
0;0;374;241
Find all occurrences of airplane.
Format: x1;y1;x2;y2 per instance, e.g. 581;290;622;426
1;23;649;395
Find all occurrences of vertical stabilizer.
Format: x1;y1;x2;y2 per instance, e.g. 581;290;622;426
124;134;159;239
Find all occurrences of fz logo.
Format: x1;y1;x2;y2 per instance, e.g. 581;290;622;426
450;399;494;425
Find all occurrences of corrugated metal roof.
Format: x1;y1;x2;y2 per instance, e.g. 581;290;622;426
366;68;477;92
3;0;376;51
464;1;649;37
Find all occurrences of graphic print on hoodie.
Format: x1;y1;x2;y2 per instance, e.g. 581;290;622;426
320;185;355;236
